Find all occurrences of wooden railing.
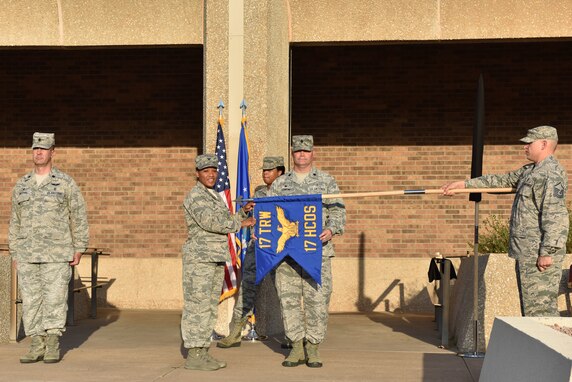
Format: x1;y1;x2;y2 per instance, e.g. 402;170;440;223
67;248;111;326
2;245;110;340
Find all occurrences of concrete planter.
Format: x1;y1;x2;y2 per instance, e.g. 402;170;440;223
480;317;572;381
450;253;572;353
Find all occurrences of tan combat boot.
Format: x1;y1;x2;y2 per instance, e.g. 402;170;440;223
43;334;61;363
217;316;248;348
281;339;306;367
20;336;46;363
184;348;220;371
305;342;323;368
204;347;227;368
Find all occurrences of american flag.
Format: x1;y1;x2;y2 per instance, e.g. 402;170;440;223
215;120;240;301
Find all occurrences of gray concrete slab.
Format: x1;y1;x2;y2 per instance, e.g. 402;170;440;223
0;309;482;382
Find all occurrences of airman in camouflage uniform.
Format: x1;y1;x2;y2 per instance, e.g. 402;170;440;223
443;126;569;316
270;135;346;368
9;132;89;364
181;154;255;371
217;156;285;348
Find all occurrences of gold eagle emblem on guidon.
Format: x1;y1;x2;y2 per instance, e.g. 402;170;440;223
276;206;299;253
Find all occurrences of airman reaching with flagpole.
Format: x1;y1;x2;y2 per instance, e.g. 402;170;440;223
442;125;569;317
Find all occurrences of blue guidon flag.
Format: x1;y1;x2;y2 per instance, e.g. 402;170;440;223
254;194;323;285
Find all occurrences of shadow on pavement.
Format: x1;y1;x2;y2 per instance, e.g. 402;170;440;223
60;308;121;358
365;311;443;348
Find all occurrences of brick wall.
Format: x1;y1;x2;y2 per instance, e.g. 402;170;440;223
1;42;571;261
0;47;203;257
291;42;572;258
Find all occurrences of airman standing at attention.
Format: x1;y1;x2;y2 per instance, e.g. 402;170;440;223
9;132;89;364
270;135;346;368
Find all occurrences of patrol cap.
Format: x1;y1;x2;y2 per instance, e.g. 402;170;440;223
291;135;313;152
261;156;284;170
195;154;219;170
32;132;55;149
520;125;558;143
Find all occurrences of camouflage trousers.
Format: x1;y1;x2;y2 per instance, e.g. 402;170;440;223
181;260;225;348
18;262;72;337
515;253;564;316
274;256;332;344
232;244;258;320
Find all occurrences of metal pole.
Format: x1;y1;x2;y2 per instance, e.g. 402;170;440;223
441;259;451;348
10;260;18;342
90;251;99;319
473;204;481;353
459;202;485;358
66;265;75;326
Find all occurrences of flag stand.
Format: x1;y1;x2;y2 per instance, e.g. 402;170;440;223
242;313;267;342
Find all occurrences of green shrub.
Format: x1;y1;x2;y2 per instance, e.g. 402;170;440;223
474;215;510;253
474;208;572;253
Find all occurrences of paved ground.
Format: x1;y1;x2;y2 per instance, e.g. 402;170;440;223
0;309;483;382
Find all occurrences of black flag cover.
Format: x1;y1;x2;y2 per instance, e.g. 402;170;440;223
469;74;485;202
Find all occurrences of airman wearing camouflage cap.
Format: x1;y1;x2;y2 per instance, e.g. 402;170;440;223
32;132;55;149
195;154;219;170
181;154;255;371
291;135;314;152
262;156;285;170
270;134;346;368
10;132;89;364
442;125;568;317
520;125;558;143
217;155;286;349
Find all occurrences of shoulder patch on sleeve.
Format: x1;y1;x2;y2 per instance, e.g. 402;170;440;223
553;182;565;199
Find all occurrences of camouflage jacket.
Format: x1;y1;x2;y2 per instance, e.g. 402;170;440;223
182;182;247;262
466;155;569;259
9;167;89;263
269;167;346;257
254;184;269;198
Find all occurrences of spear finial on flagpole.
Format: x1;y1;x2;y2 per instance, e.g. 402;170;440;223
240;99;247;115
217;99;225;124
240;99;247;125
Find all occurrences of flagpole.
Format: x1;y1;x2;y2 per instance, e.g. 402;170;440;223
235;188;514;202
320;188;514;199
236;98;262;341
215;100;241;302
457;74;487;358
236;98;250;261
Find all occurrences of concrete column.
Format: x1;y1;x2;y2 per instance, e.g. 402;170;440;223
243;0;290;337
0;254;12;343
244;0;291;168
204;0;290;182
203;0;230;153
204;0;291;336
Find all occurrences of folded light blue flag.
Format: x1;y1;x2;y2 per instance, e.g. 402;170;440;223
254;194;323;285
